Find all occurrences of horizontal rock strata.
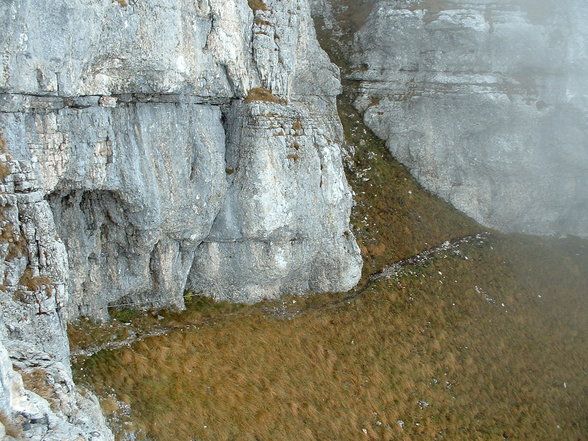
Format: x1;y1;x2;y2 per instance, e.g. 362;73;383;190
0;0;362;438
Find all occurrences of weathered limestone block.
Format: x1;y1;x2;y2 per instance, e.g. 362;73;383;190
0;0;361;318
188;99;362;301
0;0;251;97
4;103;228;318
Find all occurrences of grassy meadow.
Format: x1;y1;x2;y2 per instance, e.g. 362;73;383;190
71;233;588;441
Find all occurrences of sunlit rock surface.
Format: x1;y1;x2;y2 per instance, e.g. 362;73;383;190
0;0;361;318
188;98;361;302
351;0;588;237
0;0;361;438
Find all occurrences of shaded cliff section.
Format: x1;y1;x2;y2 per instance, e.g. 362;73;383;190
0;0;362;439
316;0;588;237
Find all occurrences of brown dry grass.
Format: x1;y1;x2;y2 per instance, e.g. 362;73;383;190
0;410;22;439
0;133;7;154
72;84;588;440
18;267;52;292
0;162;10;181
314;0;481;280
244;87;286;104
254;17;272;26
247;0;269;13
20;368;55;403
75;235;588;441
69;295;248;355
292;118;303;131
337;95;480;281
0;135;10;179
368;96;381;107
0;222;28;260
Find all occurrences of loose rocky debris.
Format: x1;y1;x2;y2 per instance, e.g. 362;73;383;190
371;233;491;282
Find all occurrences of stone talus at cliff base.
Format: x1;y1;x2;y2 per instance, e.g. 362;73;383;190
0;0;361;439
347;0;588;237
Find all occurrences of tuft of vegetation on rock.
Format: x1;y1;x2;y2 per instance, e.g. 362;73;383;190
17;267;52;292
0;410;22;439
247;0;269;13
243;87;286;104
0;135;11;180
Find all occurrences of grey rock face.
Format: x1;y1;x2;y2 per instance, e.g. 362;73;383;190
351;0;588;237
3;102;228;319
188;99;361;302
0;0;361;319
0;0;249;97
0;154;112;440
0;338;111;441
0;0;362;438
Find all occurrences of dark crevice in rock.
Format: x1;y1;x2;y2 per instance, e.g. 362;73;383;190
0;92;236;113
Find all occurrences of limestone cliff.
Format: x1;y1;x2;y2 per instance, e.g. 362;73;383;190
0;0;362;438
349;0;588;237
1;0;361;319
0;154;111;439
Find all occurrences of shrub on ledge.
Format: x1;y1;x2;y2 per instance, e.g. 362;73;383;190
244;87;286;104
247;0;269;12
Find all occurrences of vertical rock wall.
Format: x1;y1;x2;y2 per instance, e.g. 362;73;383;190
0;153;111;439
0;0;362;319
188;98;361;301
0;0;362;438
350;0;588;237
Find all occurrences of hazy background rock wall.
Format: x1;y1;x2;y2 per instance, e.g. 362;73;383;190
351;0;588;237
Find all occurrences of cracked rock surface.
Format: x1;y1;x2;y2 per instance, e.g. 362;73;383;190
0;0;361;438
1;0;361;318
0;154;112;440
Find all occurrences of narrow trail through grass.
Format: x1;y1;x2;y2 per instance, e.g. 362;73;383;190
70;233;491;358
71;234;588;441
